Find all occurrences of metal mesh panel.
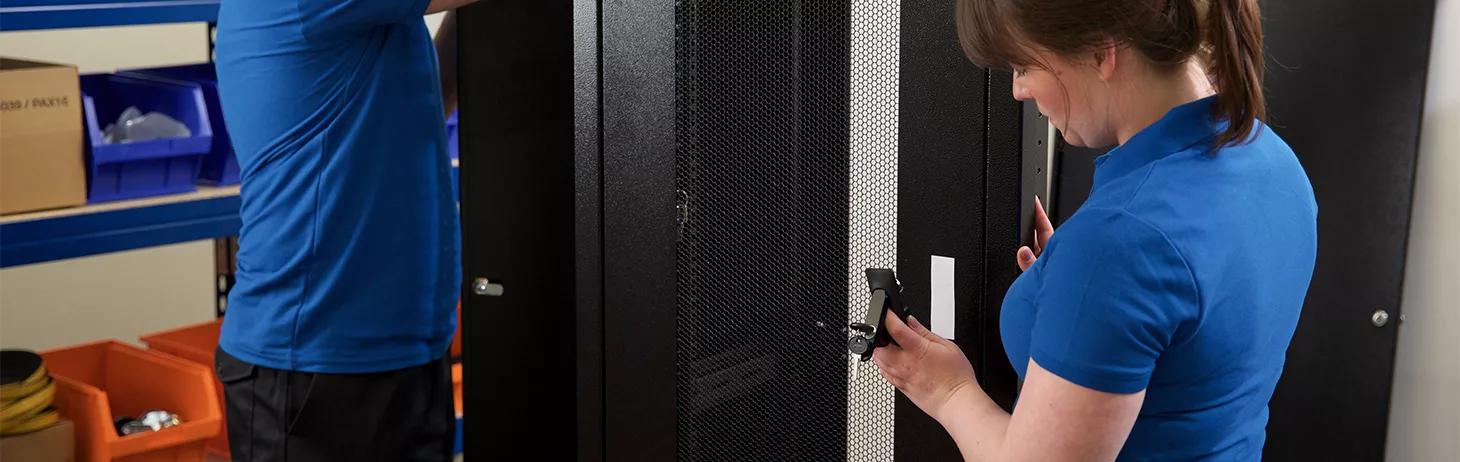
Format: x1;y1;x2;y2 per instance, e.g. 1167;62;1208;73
846;1;900;461
672;1;848;457
675;1;899;461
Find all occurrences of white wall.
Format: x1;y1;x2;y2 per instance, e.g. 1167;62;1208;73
0;23;210;73
0;241;216;350
0;16;445;72
0;24;218;350
426;12;446;35
1386;0;1460;459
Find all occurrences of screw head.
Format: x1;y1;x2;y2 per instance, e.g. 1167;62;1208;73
1371;310;1390;327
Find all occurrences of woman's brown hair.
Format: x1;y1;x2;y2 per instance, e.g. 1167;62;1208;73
956;0;1266;146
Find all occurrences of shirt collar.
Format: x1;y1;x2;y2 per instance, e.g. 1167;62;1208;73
1092;96;1223;187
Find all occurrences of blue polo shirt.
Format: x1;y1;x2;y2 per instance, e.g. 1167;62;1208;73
214;0;459;373
1001;97;1317;459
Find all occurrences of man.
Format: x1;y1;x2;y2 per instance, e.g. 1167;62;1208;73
212;0;473;459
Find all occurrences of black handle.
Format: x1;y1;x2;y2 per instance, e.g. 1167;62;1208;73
848;268;909;361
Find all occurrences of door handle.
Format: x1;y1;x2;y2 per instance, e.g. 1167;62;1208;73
471;277;505;297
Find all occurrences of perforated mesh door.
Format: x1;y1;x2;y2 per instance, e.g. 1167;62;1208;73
847;1;900;460
675;1;899;461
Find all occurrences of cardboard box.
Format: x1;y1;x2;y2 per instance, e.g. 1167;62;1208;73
0;57;87;215
0;419;75;462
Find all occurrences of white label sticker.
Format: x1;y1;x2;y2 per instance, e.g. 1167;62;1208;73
931;255;956;339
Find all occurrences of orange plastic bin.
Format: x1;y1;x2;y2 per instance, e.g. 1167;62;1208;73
450;301;462;358
40;341;222;462
139;319;227;459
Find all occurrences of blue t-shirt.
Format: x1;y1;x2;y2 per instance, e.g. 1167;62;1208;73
1001;97;1318;459
214;0;459;373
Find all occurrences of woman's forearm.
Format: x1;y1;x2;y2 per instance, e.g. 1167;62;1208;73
935;382;1014;462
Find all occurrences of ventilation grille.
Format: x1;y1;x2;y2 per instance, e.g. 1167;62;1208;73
675;1;899;460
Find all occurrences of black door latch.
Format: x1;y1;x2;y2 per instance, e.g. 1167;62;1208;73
848;268;909;365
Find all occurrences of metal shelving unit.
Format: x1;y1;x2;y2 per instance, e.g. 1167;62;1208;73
0;186;241;268
0;0;221;32
0;159;456;268
0;0;231;268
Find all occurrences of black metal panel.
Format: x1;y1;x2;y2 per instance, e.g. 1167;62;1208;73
894;0;990;458
601;0;678;459
1051;142;1100;226
572;0;604;459
983;71;1024;411
672;1;851;460
1260;0;1435;459
457;1;577;460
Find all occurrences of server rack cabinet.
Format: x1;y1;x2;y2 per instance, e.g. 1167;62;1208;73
458;1;1043;460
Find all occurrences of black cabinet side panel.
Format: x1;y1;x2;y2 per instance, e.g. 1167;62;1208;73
1261;0;1435;459
895;0;990;459
982;71;1024;412
573;0;604;459
601;0;678;460
458;2;577;460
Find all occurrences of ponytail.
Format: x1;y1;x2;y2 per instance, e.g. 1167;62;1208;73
1203;0;1266;146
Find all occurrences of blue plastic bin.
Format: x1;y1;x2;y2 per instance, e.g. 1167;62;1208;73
80;74;212;202
447;109;459;161
121;63;240;185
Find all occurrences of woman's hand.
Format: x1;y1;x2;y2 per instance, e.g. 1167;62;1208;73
1016;195;1053;271
872;311;980;425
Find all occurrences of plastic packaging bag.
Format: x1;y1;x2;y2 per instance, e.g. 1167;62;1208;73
102;106;191;144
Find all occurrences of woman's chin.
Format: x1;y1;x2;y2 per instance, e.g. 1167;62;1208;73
1058;130;1085;148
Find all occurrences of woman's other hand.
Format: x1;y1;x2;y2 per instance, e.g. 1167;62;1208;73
1017;196;1053;271
872;311;978;425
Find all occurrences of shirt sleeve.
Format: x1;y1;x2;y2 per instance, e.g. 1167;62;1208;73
1028;208;1201;394
297;0;432;43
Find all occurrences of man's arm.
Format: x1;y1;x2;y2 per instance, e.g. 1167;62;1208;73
427;0;476;16
434;9;460;117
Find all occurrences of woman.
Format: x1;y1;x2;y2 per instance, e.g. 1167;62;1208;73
872;0;1318;460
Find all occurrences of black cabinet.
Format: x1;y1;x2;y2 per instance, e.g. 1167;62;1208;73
458;1;1032;460
458;0;1435;460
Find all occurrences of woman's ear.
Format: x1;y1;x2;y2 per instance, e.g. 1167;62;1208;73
1094;44;1118;82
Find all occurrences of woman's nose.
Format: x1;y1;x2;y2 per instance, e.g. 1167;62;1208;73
1011;81;1030;101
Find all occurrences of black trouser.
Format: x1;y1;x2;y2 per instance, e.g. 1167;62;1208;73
215;348;455;462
